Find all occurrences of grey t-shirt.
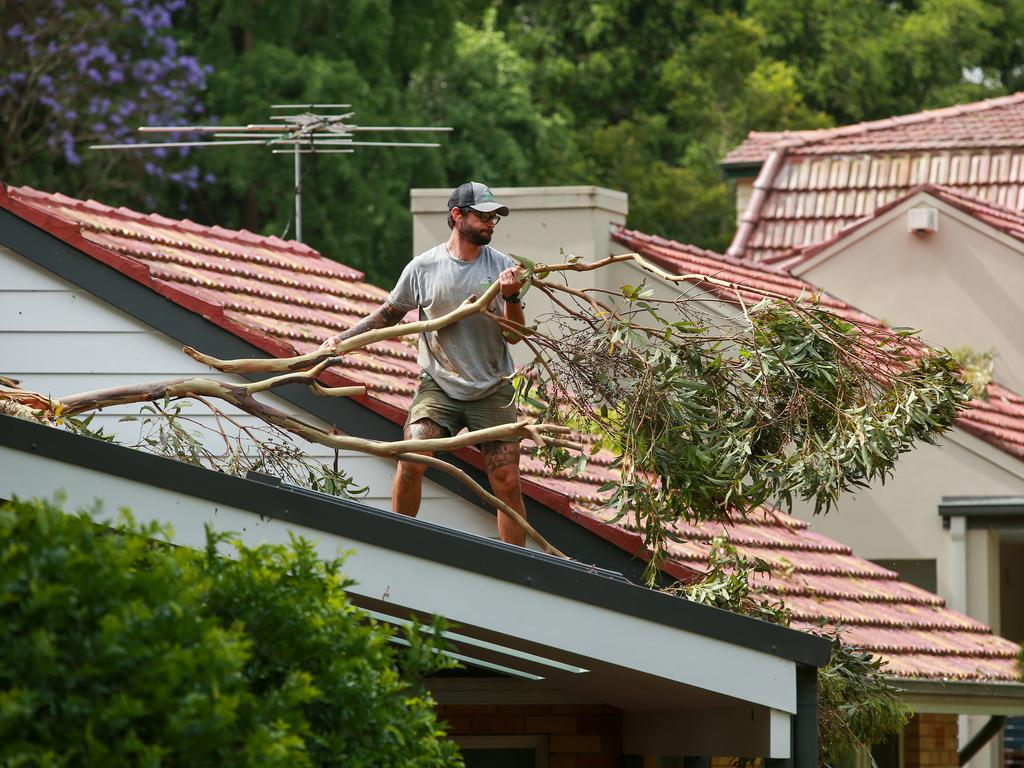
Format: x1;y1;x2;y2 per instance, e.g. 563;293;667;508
388;243;515;401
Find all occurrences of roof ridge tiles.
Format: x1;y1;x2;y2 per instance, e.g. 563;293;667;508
10;185;324;262
741;92;1024;158
613;224;794;276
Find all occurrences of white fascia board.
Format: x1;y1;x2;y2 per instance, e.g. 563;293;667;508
0;444;797;714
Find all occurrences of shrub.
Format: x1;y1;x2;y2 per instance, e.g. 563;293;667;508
0;496;461;767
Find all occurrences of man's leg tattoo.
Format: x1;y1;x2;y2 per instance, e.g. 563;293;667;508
482;441;527;546
392;418;446;517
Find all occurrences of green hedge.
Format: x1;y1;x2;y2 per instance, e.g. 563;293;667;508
0;496;461;767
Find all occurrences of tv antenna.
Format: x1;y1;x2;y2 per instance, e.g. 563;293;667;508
91;103;452;243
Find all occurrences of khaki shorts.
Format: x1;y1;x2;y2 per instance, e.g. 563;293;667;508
406;374;519;443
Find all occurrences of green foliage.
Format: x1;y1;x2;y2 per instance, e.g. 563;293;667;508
950;346;995;399
531;288;970;577
679;537;791;626
818;632;913;763
678;539;911;761
0;495;461;767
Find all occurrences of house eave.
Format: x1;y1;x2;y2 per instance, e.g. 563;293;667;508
721;161;765;179
892;678;1024;715
0;413;837;759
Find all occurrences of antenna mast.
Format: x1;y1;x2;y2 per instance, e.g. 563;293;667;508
92;103;452;243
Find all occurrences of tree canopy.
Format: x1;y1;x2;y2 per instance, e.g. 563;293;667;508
4;0;1024;281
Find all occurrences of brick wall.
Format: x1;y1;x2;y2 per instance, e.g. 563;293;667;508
436;703;622;767
904;713;958;768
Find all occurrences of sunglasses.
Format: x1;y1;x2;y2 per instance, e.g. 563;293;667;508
462;208;501;224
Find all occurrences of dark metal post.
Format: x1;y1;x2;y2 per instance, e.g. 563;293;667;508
794;664;818;768
959;716;1006;766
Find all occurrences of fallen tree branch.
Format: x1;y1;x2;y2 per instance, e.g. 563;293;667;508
12;374;571;556
185;281;504;374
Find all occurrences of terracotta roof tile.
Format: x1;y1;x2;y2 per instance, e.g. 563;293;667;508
4;183;1021;684
613;223;1024;469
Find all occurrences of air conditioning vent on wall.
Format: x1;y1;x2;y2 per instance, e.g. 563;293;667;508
908;207;939;234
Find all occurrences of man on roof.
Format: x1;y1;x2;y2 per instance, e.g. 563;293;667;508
320;182;529;545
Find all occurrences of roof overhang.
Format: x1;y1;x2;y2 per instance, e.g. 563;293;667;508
940;496;1024;529
894;678;1024;715
0;414;831;757
721;161;766;179
0;197;663;586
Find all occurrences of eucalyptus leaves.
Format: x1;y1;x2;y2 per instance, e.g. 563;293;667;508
508;258;970;578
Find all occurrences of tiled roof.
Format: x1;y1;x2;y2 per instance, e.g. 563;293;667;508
610;225;1024;680
721;93;1024;260
2;183;1021;683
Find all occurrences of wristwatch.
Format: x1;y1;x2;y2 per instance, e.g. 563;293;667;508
505;292;521;304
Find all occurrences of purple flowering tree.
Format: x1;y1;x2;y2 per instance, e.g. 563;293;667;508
0;0;211;202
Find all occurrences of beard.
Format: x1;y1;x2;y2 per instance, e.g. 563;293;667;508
459;218;492;246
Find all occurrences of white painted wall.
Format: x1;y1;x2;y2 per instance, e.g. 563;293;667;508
0;244;499;540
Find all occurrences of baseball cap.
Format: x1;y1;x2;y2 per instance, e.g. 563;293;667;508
447;181;510;216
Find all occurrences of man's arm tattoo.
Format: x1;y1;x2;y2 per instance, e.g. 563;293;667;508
338;302;406;342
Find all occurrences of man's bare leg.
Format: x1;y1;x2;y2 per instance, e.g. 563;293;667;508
481;441;527;546
392;418;447;517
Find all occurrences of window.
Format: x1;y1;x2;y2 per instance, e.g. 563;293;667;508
454;735;548;768
870;559;937;594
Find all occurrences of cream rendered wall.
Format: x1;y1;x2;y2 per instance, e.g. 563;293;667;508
603;251;1024;621
794;192;1024;392
0;244;501;541
784;192;1024;768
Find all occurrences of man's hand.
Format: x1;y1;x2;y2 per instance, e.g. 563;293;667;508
319;335;341;352
316;302;406;355
500;266;523;299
